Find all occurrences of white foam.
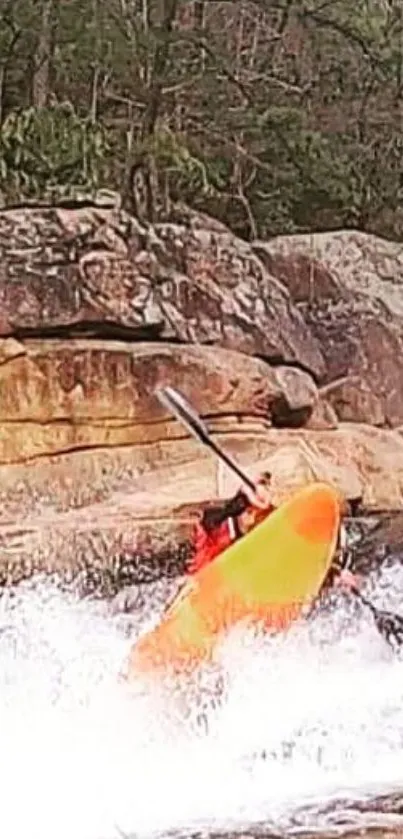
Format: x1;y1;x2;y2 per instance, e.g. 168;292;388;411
0;562;403;839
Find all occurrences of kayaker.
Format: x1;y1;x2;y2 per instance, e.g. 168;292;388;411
188;471;275;574
188;475;361;593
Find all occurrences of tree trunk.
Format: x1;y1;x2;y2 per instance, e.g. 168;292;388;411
140;0;179;140
32;0;54;108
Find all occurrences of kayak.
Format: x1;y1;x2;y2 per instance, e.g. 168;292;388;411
125;481;341;680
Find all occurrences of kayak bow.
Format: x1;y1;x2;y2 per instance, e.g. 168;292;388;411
126;481;341;679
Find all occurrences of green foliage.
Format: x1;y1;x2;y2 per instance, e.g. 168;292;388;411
0;0;402;237
0;104;109;202
139;126;225;201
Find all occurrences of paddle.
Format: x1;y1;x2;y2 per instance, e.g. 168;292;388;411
156;385;257;493
350;589;403;649
156;385;403;650
338;549;403;650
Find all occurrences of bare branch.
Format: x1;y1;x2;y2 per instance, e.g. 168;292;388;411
298;7;382;64
141;0;180;139
190;119;275;176
162;73;203;95
245;72;310;95
169;29;252;103
103;90;145;110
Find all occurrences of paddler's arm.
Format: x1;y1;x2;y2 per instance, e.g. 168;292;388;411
201;490;249;533
200;472;274;538
188;491;248;574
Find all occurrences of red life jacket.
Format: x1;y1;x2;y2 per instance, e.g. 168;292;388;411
188;502;276;575
188;519;233;575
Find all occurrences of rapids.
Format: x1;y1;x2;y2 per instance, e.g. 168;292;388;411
0;560;403;839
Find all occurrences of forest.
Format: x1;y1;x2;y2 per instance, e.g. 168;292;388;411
0;0;402;240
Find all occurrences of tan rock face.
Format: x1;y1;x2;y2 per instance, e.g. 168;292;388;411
305;395;339;430
0;423;403;590
1;208;403;590
254;231;403;427
216;424;403;509
0;207;324;377
321;377;386;427
0;337;319;463
219;425;370;504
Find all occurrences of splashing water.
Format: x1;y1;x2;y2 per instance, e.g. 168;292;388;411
1;562;403;839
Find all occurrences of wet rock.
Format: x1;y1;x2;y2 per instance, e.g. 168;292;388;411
254;231;403;426
2;208;403;590
0;448;208;592
304;394;339;430
0;338;319;464
216;423;403;511
110;577;183;621
0;206;324;377
355;790;403;814
348;511;403;574
0;509;192;597
0;421;402;589
269;366;319;428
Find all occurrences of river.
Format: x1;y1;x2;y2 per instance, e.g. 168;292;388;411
1;558;403;839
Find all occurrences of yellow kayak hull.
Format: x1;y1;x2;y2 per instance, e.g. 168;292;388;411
126;481;341;679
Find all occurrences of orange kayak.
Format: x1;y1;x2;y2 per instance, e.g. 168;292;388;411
125;481;341;680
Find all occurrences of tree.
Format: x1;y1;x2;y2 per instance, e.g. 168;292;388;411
0;0;402;240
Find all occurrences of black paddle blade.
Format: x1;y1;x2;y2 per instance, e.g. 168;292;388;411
373;609;403;649
356;591;403;649
156;386;210;444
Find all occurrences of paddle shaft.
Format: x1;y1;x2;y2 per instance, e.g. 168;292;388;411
156;386;257;494
207;437;256;493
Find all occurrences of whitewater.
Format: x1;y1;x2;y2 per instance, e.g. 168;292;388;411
1;559;403;839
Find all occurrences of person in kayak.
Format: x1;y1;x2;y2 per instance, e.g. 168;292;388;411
188;473;360;593
188;471;274;574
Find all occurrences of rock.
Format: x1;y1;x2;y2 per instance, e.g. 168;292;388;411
217;432;363;506
253;229;403;315
0;511;192;596
0;206;324;378
0;453;217;593
351;511;403;574
269;365;319;427
305;394;339;430
0;421;402;589
253;230;403;426
0;337;319;464
3;207;403;593
321;377;386;427
215;423;403;510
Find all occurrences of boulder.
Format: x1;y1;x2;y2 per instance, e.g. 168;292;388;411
320;376;386;427
0;337;319;464
0;206;324;378
253;230;403;426
268;365;319;427
304;394;339;430
1;208;403;594
351;511;403;575
0;422;403;590
215;423;403;511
